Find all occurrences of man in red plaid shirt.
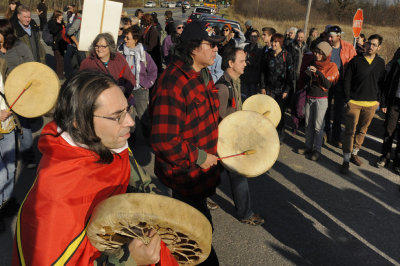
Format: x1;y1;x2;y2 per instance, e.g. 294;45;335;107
151;20;224;265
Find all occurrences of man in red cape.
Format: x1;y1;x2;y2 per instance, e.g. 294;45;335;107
12;70;178;266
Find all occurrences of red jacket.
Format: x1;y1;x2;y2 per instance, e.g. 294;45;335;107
338;38;357;77
150;59;220;199
80;52;136;96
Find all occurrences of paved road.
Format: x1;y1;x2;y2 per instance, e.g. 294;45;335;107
1;8;400;266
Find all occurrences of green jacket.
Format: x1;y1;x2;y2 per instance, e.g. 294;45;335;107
12;19;46;64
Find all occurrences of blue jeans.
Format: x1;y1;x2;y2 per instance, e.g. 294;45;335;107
0;130;16;204
17;116;34;161
305;98;328;152
227;170;253;220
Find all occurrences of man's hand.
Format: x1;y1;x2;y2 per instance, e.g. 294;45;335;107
0;110;12;121
282;92;288;99
200;153;218;169
128;229;161;266
260;89;266;95
381;107;387;114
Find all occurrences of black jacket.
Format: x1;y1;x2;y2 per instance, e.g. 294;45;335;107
383;48;400;108
241;42;263;83
344;54;386;104
48;19;67;51
260;49;294;94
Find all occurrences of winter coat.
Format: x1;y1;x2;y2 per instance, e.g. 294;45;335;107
48;19;68;51
80;52;136;97
12;19;46;63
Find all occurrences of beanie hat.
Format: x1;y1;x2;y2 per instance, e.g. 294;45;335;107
223;24;232;31
245;20;252;27
317;41;332;56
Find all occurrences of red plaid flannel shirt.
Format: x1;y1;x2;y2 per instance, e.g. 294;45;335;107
150;59;220;198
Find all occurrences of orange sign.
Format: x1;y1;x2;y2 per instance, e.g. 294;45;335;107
352;9;364;38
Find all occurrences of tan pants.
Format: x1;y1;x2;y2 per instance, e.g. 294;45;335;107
343;102;378;153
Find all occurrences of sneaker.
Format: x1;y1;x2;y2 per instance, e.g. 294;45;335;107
375;157;388;168
297;147;312;155
350;154;363;166
311;150;321;161
206;199;218;210
239;214;264;226
340;161;350;174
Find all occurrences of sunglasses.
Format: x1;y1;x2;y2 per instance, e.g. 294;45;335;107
177;26;184;29
223;29;230;32
119;27;124;30
200;42;218;48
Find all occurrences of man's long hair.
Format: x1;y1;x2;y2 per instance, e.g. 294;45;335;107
171;38;202;66
53;70;118;164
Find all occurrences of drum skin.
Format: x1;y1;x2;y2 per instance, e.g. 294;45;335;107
87;193;212;265
242;94;281;128
217;110;280;177
5;62;60;118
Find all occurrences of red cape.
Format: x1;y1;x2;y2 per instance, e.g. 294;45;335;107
12;121;178;265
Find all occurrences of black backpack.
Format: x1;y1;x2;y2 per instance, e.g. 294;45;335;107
42;24;53;46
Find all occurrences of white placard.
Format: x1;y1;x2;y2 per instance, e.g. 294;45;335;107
79;0;123;51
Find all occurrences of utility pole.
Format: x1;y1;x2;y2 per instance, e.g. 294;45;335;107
304;0;313;35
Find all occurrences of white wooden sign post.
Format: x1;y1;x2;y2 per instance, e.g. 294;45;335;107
79;0;123;51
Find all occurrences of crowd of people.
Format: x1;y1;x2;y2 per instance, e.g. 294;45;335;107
0;2;398;265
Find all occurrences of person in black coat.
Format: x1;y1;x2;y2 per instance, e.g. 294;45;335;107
48;10;68;79
376;47;400;173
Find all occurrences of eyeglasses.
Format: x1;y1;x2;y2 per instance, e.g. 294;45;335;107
93;105;132;124
94;45;108;50
200;42;218;48
177;26;184;29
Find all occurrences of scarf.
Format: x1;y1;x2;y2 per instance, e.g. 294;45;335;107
314;55;340;90
123;43;146;89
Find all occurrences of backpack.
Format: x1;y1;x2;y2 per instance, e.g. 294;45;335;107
216;75;236;109
61;25;71;44
42;24;53;46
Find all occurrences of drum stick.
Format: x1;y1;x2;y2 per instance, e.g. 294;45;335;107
217;149;256;160
8;81;33;111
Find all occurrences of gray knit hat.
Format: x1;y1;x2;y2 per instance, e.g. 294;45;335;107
245;20;252;27
316;41;332;56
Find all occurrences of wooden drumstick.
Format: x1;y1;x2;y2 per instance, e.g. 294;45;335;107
8;81;33;111
217;149;256;160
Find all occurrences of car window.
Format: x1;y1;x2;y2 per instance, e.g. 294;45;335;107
195;7;212;13
203;21;240;32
